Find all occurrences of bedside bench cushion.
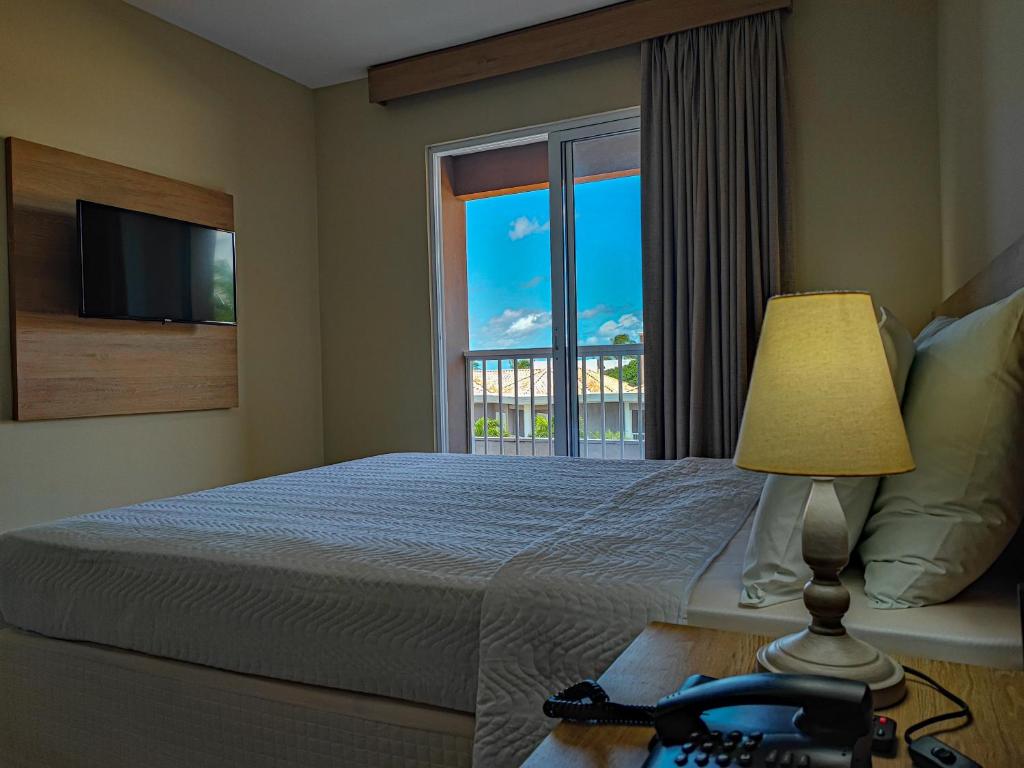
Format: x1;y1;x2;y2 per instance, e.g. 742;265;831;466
689;517;1022;669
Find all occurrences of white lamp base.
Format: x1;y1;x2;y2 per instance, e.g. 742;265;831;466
756;629;905;708
755;477;906;709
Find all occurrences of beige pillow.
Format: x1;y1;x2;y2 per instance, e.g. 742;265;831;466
739;307;915;607
858;287;1024;608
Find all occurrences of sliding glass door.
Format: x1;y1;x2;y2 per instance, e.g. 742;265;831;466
549;116;643;457
430;110;642;458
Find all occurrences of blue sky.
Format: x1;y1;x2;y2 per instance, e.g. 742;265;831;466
466;175;643;350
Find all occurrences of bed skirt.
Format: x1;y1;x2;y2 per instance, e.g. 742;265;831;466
0;628;474;768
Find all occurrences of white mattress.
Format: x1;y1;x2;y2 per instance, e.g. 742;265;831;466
687;517;1024;669
0;627;474;768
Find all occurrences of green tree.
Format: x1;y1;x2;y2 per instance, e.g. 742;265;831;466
516;359;532;369
587;429;622;440
474;417;509;438
612;333;635;345
533;413;550;438
604;357;640;387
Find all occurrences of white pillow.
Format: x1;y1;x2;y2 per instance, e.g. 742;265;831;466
914;315;958;345
739;307;915;607
858;286;1024;608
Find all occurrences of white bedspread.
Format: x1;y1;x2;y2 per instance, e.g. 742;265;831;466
0;453;764;766
0;453;665;712
474;458;763;767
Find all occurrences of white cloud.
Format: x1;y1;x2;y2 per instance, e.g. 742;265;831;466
482;308;552;345
485;308;522;329
508;216;550;241
508;313;549;335
597;313;642;340
579;304;611;320
521;275;544;289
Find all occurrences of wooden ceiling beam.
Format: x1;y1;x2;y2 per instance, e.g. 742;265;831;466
367;0;790;104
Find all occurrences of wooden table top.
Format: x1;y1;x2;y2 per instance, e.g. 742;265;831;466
521;623;1024;767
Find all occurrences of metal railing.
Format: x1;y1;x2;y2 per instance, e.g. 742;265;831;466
464;344;644;459
577;344;645;459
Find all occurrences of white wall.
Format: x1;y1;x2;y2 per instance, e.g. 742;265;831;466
314;0;946;464
938;0;1024;295
0;0;324;531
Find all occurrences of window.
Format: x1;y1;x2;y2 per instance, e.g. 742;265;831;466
428;110;643;458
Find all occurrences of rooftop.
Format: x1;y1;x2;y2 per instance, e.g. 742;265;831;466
471;362;638;398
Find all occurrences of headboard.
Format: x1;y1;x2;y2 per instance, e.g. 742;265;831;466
935;233;1024;317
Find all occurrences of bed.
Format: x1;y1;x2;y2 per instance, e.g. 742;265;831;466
0;454;765;768
1;240;1022;768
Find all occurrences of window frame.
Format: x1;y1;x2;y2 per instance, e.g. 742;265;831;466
426;107;640;454
547;115;642;456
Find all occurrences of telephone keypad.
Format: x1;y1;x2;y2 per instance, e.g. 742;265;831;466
671;732;824;768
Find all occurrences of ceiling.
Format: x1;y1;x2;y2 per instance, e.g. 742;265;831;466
124;0;621;89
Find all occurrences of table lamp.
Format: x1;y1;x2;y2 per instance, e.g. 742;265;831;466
734;291;915;707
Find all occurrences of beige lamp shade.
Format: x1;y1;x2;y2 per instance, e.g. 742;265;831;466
734;291;914;477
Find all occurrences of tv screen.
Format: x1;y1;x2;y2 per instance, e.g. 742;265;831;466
78;200;236;325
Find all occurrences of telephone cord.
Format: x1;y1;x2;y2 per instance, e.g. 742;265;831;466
901;665;973;745
543;679;655;727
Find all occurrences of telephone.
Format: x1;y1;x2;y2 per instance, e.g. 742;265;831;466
545;672;874;768
645;673;873;767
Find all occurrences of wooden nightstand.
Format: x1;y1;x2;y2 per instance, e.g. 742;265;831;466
521;623;1024;767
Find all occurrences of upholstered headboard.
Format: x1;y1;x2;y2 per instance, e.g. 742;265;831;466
935;233;1024;317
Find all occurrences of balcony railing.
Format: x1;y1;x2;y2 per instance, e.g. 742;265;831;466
464;344;645;459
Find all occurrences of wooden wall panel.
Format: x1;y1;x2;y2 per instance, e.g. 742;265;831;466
5;137;238;420
368;0;792;103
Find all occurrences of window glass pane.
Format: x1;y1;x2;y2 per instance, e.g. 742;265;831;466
466;188;552;351
571;130;643;459
442;119;640;459
573;133;643;347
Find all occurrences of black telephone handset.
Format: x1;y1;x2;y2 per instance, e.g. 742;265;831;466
645;673;874;768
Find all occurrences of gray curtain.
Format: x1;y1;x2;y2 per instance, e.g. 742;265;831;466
641;10;789;460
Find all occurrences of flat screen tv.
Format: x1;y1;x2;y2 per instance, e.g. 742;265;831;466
78;200;236;325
